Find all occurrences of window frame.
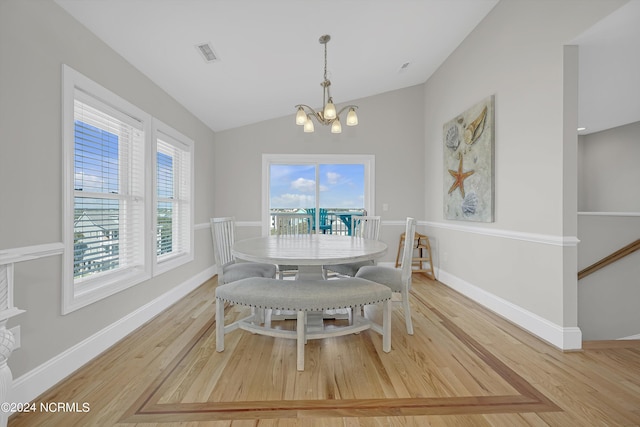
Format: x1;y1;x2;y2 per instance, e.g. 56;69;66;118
261;154;375;235
62;65;194;314
152;119;194;275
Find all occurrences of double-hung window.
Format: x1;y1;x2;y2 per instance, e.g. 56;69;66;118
153;121;194;274
62;65;193;314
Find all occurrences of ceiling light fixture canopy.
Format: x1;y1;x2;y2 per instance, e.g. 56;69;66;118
295;34;358;134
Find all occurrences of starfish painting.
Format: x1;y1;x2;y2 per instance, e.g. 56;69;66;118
448;153;474;198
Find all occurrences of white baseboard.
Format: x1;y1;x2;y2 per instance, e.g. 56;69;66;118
436;268;582;351
620;333;640;340
11;265;216;404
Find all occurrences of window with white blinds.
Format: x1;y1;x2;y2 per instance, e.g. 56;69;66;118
73;95;146;283
154;123;193;273
62;65;194;314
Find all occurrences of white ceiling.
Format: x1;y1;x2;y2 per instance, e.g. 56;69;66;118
54;0;499;132
54;0;639;135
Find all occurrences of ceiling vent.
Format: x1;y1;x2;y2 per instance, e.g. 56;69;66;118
195;42;218;63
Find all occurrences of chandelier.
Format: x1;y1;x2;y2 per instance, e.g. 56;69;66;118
295;34;358;133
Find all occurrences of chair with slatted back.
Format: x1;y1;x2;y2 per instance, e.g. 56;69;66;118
356;217;417;335
274;214;312;279
324;216;382;277
306;208;333;234
210;217;276;285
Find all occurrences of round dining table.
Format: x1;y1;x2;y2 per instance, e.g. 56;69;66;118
232;234;388;280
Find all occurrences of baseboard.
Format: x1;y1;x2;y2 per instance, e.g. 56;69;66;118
620;333;640;340
436;268;582;351
11;265;216;404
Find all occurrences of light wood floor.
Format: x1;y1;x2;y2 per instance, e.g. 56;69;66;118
10;274;640;426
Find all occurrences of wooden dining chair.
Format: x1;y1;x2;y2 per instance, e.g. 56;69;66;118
356;217;417;334
324;216;381;277
210;217;277;285
274;214;312;279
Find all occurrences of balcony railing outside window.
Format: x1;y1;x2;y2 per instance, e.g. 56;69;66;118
269;208;367;236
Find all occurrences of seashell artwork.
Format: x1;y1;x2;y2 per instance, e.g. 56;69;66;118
445;124;460;150
462;192;478;215
443;95;494;222
464;105;487;145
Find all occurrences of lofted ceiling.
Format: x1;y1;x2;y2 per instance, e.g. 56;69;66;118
54;0;499;132
54;0;638;135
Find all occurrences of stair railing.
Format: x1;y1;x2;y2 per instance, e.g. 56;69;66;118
578;239;640;280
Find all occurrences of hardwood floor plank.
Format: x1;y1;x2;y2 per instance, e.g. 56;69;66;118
9;275;640;426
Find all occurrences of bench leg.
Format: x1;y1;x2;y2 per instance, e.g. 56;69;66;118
382;299;391;353
216;298;225;352
297;310;305;371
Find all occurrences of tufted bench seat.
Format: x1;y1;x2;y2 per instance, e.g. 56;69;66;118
215;277;392;371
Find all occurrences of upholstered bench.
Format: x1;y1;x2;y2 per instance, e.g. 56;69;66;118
215;277;392;371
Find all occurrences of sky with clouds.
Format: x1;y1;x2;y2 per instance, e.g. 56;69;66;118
270;163;364;209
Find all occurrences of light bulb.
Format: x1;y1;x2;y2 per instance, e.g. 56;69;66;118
331;118;342;134
324;98;336;120
295;107;307;125
346;107;358;126
303;115;315;133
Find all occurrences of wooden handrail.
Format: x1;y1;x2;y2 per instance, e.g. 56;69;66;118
578;239;640;280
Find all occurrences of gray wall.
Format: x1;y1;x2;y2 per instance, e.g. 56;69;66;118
577;214;640;339
578;121;640;212
421;0;625;328
213;85;426;263
0;0;216;377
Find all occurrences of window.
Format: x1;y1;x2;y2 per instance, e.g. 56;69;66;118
262;154;375;235
153;121;194;274
62;65;193;313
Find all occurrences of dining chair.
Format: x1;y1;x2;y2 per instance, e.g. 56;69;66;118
305;208;333;234
324;216;381;277
210;217;277;285
274;214;312;279
356;217;417;335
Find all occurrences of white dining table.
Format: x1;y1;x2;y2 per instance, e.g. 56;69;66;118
232;234;388;280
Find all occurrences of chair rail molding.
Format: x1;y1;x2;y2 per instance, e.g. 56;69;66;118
423;221;579;246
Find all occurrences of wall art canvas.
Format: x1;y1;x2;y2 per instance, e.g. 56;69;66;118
443;95;495;222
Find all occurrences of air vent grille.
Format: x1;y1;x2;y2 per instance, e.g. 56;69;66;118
196;43;218;62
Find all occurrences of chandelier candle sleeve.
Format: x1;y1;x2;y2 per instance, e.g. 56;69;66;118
295;34;358;133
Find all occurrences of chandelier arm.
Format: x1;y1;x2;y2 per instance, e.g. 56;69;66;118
295;104;324;123
295;104;319;115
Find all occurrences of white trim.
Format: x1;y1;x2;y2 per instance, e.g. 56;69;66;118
151;118;195;276
436;268;582;350
10;265;216;404
578;212;640;217
194;222;210;230
233;220;404;228
0;243;64;265
424;220;579;247
619;333;640;340
62;64;153;315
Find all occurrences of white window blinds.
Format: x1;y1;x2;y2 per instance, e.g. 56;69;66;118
156;136;192;262
73;93;146;284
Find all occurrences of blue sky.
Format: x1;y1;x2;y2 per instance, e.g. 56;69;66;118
74;120;174;199
270;163;364;209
